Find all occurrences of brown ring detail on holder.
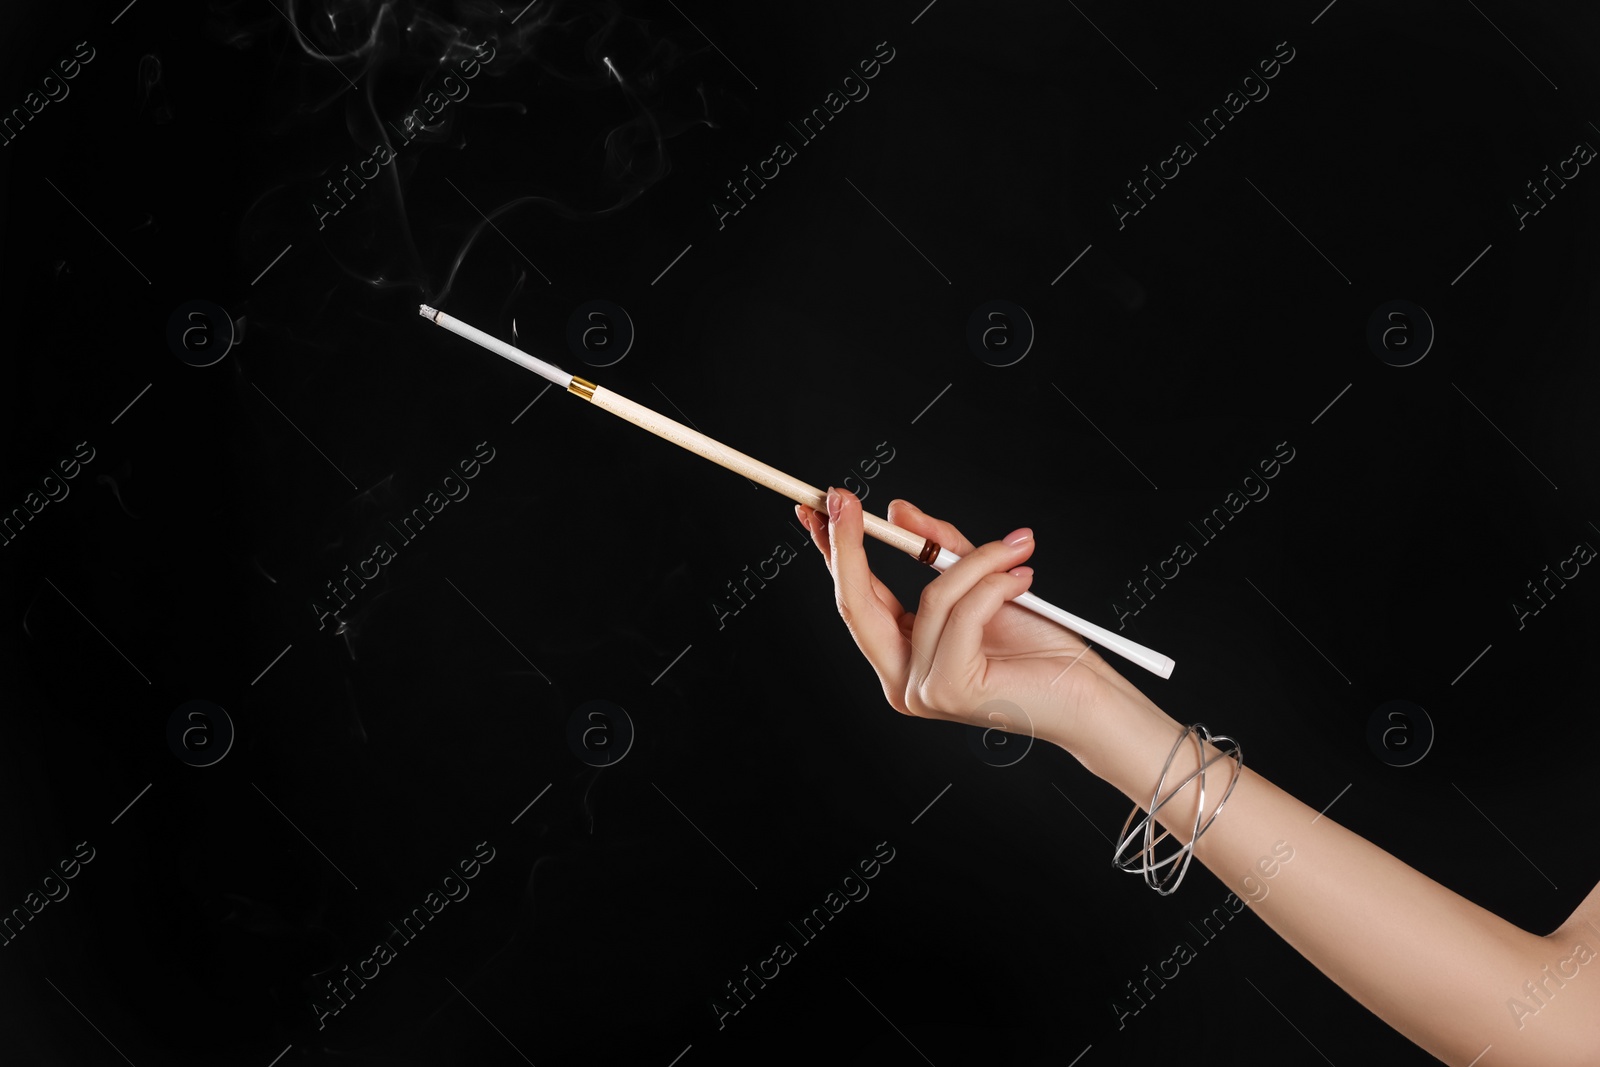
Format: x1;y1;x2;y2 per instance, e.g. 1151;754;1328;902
917;539;941;565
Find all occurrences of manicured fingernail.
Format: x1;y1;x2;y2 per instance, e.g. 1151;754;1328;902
794;503;807;527
892;498;919;514
1004;527;1033;546
827;487;842;522
1009;566;1033;578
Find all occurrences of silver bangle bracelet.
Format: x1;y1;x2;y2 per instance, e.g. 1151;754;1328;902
1112;723;1243;895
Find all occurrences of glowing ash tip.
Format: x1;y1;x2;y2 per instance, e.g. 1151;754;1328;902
419;304;440;321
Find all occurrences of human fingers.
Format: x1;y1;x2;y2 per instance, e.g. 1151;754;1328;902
796;502;830;570
904;528;1037;711
802;496;979;571
798;497;920;685
924;563;1037;709
885;498;978;557
824;487;908;650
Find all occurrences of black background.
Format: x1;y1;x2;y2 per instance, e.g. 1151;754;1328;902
2;1;1598;1064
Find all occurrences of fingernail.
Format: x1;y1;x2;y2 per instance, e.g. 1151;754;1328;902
1004;527;1033;546
1009;566;1033;578
794;503;807;527
827;487;842;522
892;498;919;514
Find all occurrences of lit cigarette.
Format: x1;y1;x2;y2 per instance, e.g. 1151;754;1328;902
419;305;1176;679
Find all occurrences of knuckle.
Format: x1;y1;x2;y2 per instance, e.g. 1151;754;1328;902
912;680;946;716
953;575;1001;614
947;600;979;625
982;568;1012;587
949;575;1004;621
980;541;1014;565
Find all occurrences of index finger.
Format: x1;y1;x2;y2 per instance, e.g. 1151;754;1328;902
817;487;916;682
886;499;978;558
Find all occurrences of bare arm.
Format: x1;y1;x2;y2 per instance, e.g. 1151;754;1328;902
1073;684;1600;1067
799;487;1600;1067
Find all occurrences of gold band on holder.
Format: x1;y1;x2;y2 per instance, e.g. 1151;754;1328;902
917;539;941;565
568;376;597;401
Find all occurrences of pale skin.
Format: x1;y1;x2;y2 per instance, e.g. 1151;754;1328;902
796;486;1600;1067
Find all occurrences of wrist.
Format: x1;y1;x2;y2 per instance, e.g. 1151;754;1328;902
1055;688;1185;805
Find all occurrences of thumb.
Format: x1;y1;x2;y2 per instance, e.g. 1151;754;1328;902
885;498;977;557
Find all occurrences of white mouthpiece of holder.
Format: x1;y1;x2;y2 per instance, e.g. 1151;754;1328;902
928;547;1175;679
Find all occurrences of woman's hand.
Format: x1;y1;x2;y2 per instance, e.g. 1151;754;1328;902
796;486;1139;754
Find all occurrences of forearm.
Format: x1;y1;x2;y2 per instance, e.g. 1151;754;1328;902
1060;689;1600;1067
